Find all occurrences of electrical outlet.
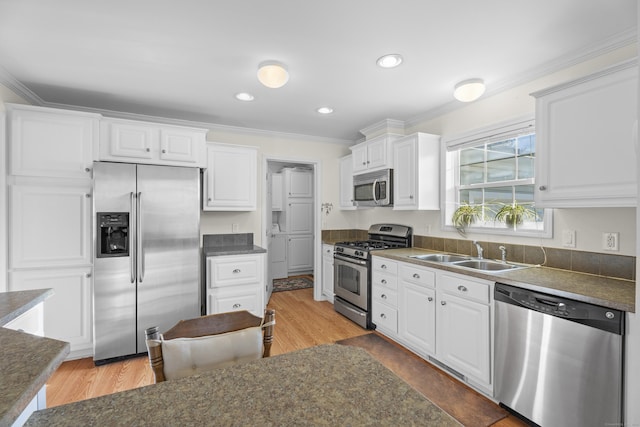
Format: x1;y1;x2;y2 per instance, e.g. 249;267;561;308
562;230;576;248
603;232;619;251
426;224;432;234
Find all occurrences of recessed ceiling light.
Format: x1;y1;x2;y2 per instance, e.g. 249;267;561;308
317;107;334;115
235;92;255;101
376;54;403;68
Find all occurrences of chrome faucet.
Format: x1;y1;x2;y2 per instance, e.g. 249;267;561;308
499;245;507;262
472;241;484;259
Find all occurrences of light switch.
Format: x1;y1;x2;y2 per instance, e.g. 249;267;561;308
562;230;576;248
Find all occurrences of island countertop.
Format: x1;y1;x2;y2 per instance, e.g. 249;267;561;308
0;290;70;427
26;344;460;426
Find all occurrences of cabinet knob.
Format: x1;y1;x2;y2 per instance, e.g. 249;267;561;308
427;297;433;302
208;198;212;202
413;273;420;279
381;294;387;299
539;185;547;191
85;194;91;198
85;167;91;173
381;264;387;269
381;279;387;285
232;269;241;274
366;160;370;164
362;162;366;165
457;285;468;292
409;195;414;199
161;149;166;154
441;301;447;306
86;273;92;278
233;303;241;309
380;313;386;319
146;147;151;152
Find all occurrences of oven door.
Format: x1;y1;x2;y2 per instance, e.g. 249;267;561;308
333;255;368;310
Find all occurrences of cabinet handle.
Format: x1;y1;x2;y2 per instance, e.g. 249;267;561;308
457;285;468;292
381;294;387;299
381;279;387;285
233;303;241;309
441;301;447;306
427;297;433;302
413;273;420;279
233;269;241;273
380;313;386;319
539;185;547;191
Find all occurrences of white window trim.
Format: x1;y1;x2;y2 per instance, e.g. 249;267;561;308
440;115;553;238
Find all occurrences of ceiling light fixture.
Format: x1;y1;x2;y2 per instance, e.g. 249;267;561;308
235;92;255;101
453;78;486;102
376;54;403;68
257;60;289;88
316;107;334;115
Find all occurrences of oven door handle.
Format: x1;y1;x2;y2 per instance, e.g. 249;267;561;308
339;302;366;318
334;253;368;266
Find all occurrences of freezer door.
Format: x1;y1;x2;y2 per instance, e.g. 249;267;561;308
135;165;200;353
93;162;137;361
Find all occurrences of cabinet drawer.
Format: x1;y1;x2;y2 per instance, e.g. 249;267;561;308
372;285;398;307
372;301;398;333
208;255;261;288
371;271;397;290
372;257;397;274
208;285;261;316
438;273;490;304
399;264;435;288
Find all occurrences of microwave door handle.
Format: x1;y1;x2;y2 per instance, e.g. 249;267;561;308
372;179;379;204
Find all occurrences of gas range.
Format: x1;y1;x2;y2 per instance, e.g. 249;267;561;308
334;224;413;261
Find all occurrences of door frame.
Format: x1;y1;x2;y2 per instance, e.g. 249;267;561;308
262;155;323;301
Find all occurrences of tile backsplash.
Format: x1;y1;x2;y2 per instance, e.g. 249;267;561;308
322;229;635;281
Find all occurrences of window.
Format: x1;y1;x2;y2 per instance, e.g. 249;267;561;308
443;117;552;237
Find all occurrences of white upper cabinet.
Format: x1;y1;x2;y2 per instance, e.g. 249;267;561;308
100;118;206;167
350;134;400;174
285;168;313;198
203;143;257;211
339;155;356;210
393;133;440;210
532;60;638;207
7;104;99;179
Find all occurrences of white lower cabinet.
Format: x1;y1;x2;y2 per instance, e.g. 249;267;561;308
321;244;334;301
206;253;265;317
287;235;313;273
371;256;494;396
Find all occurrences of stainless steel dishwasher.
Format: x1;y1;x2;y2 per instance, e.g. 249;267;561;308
494;283;624;427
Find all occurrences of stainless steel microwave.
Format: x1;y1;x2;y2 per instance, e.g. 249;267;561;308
353;169;393;207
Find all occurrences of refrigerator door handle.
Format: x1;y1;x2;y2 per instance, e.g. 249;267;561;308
137;191;145;283
130;192;136;284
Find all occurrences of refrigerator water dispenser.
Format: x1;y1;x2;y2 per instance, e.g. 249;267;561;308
97;212;129;258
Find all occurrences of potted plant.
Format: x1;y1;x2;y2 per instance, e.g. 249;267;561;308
451;203;483;235
494;203;537;228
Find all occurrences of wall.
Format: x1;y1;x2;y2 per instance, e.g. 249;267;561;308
346;43;638;256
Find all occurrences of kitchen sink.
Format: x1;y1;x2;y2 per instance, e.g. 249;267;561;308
409;254;471;263
452;260;528;271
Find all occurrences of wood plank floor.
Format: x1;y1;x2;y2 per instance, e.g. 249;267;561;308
46;288;526;426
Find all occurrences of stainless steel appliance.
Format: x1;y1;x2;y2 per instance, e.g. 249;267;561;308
93;162;201;364
333;224;412;328
494;282;624;427
353;169;393;207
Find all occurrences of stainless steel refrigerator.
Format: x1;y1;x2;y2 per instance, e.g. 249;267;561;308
93;162;200;363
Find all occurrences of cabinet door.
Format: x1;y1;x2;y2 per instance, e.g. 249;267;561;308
288;235;313;272
207;254;262;288
366;137;388;170
534;63;637;207
208;284;262;316
321;244;334;299
271;173;284;211
204;144;257;211
9;106;97;178
4;302;44;336
393;138;417;208
270;235;288;280
399;281;436;356
159;128;202;164
10;267;93;357
287;170;313;198
287;201;313;233
9;183;92;268
436;292;491;385
351;144;369;174
339;155;356;209
107;121;154;159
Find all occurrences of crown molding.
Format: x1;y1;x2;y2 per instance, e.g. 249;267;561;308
359;118;406;139
405;27;638;129
0;66;45;105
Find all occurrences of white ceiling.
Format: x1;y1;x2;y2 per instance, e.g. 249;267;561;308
0;0;636;142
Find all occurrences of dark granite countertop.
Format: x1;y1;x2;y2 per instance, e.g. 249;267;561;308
374;248;635;312
26;344;460;426
202;233;266;256
0;290;70;427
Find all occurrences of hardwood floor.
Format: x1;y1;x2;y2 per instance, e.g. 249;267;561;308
46;288;526;426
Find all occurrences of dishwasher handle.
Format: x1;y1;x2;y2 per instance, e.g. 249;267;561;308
495;282;624;335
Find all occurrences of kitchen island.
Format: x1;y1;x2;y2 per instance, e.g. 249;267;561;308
26;344;460;426
0;289;69;427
